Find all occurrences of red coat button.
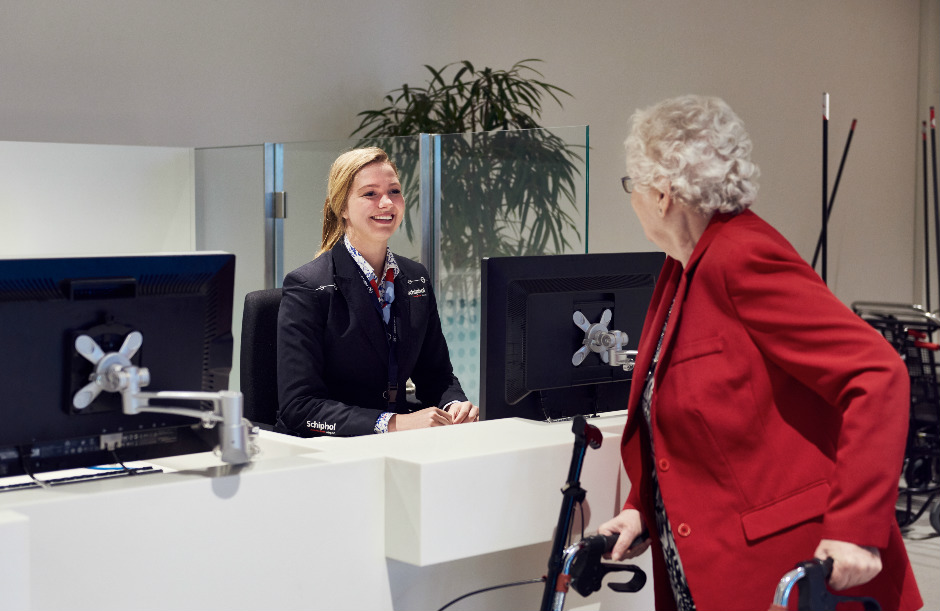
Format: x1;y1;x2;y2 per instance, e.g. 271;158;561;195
677;523;691;537
657;458;670;471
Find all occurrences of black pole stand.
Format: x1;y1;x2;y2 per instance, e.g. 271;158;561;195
539;415;603;611
812;119;856;270
923;121;932;312
930;108;940;316
821;93;829;285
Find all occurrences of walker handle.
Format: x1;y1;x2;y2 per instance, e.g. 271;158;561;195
770;558;882;611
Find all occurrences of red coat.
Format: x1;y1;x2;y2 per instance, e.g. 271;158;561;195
621;210;922;611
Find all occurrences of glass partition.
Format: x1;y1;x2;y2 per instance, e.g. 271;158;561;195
195;126;588;404
434;127;588;403
194;144;266;394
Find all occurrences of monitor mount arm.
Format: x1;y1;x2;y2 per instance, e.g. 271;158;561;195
71;331;256;466
571;309;637;372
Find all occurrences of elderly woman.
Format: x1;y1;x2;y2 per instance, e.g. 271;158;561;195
276;147;478;437
599;96;922;610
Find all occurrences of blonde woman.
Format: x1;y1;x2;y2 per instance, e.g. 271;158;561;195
276;147;477;437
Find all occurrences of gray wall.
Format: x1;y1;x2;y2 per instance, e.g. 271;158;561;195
1;0;938;308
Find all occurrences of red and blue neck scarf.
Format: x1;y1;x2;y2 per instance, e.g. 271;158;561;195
344;234;399;324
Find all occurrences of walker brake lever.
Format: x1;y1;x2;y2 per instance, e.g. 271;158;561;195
568;533;648;597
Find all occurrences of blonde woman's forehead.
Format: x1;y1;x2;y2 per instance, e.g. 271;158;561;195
352;162;399;186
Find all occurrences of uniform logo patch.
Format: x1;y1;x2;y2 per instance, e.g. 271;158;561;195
307;420;337;435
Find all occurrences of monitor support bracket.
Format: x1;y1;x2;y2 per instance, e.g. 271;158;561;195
571;309;637;372
71;331;257;465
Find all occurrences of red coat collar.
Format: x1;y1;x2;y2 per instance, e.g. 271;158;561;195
623;209;747;437
683;210;742;276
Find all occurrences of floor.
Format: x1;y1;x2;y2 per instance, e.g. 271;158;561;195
900;489;939;610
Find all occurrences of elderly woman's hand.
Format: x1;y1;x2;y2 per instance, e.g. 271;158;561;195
813;539;882;590
598;508;650;561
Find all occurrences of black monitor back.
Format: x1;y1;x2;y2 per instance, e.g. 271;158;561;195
481;252;664;421
0;253;235;477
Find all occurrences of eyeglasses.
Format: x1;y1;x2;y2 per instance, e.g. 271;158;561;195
621;176;634;194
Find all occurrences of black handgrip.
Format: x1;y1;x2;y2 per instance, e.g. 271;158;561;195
601;531;649;554
602;533;619;553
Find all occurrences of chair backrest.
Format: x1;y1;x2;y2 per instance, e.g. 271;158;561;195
240;287;283;427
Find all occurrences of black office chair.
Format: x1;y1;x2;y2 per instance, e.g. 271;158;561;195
240;287;283;429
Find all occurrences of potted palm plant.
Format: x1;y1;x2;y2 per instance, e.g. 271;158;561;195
350;59;585;295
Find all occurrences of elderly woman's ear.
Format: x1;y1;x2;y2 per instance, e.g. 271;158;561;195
654;180;671;217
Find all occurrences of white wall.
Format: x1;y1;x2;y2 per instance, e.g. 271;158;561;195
0;1;936;308
441;0;926;308
0;142;194;257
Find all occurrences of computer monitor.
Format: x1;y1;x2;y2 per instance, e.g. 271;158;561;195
480;252;665;421
0;252;236;478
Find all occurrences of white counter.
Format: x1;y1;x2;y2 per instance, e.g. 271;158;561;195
0;413;653;611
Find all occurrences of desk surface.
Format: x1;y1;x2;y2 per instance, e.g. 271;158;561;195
0;413;652;611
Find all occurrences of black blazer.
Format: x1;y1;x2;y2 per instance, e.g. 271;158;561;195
275;241;467;437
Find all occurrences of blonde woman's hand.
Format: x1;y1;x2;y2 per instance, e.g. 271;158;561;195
445;401;479;424
388;407;453;431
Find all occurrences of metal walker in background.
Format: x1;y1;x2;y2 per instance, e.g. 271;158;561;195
853;302;940;534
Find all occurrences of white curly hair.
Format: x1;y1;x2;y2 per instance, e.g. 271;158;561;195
625;95;760;215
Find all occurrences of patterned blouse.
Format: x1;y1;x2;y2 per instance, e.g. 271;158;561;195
639;301;696;611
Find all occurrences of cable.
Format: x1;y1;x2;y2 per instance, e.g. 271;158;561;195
579;499;586;541
539;390;551;422
567;498;586;548
17;447;51;489
436;577;545;611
